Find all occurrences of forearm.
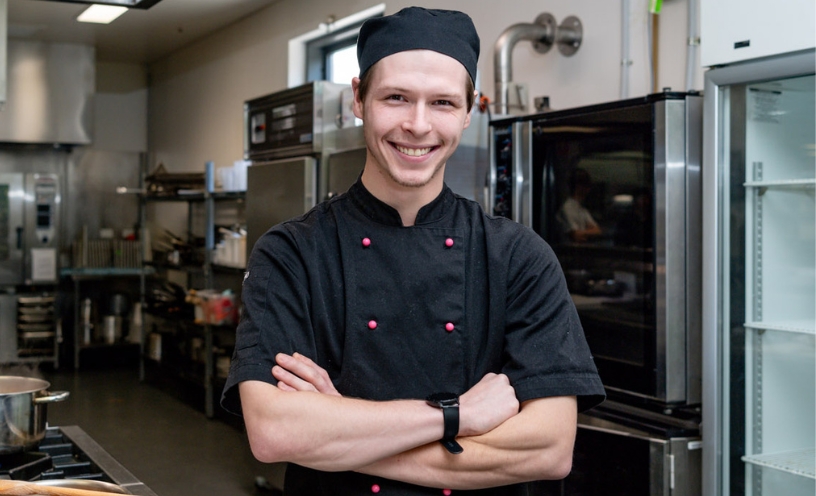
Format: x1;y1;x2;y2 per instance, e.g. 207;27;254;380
357;396;578;490
240;380;444;472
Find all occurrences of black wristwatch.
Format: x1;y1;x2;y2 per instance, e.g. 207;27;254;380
426;392;463;454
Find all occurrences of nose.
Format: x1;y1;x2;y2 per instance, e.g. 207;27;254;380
402;103;432;136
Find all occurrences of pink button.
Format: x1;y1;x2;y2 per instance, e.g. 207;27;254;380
445;322;455;332
371;484;381;493
362;237;372;247
443;490;452;495
368;320;378;330
445;238;454;248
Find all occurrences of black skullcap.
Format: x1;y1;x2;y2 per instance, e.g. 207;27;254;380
357;7;480;83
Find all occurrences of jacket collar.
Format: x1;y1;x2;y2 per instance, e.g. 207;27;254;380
347;178;455;227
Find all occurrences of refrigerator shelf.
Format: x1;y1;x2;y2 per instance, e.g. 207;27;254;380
743;178;816;189
742;448;815;479
744;320;816;336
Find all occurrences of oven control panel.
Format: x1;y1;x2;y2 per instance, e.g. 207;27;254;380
491;123;514;218
32;176;58;246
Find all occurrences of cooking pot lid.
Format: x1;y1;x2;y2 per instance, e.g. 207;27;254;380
0;376;51;395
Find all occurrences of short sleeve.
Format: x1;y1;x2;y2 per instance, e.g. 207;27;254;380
220;227;318;415
500;230;605;412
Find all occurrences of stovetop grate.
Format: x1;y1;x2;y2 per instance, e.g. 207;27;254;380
0;426;156;495
0;429;110;482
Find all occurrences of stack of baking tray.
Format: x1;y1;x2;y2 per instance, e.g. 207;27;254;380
17;295;56;358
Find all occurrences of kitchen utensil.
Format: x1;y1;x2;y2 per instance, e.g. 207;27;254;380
33;480;129;494
0;479;127;495
101;316;122;344
0;377;69;454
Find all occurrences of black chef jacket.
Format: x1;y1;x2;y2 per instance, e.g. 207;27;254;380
222;179;605;495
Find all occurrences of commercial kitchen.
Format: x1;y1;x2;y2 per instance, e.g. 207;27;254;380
0;0;813;495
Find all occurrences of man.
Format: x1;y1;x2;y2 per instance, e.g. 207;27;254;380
222;7;605;495
557;168;602;243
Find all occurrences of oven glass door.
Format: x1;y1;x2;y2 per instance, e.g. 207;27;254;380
531;103;657;398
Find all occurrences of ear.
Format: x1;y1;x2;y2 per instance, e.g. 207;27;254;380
352;77;364;120
463;89;478;129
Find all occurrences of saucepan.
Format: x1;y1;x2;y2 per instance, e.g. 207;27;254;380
0;376;69;454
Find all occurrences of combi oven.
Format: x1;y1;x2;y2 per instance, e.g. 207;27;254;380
488;91;702;407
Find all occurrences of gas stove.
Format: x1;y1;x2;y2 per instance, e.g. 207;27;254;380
0;426;157;496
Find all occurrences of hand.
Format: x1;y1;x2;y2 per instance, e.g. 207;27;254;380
272;353;341;396
457;373;519;437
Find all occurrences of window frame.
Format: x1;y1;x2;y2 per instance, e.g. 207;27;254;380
287;4;385;88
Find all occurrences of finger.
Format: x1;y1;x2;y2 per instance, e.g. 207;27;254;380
282;354;334;392
271;365;316;392
276;381;297;392
277;353;320;380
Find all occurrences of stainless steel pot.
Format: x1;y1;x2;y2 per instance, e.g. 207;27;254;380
0;376;69;454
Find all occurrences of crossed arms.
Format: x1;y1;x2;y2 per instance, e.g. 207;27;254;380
239;352;579;490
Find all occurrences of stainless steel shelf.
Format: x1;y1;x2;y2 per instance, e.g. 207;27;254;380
742;448;816;479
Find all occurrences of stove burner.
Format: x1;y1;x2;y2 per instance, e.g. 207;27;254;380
0;426;156;496
0;430;107;482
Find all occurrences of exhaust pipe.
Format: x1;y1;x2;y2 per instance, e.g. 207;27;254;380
493;14;583;115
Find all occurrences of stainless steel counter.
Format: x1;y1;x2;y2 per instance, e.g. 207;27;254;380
58;426;158;496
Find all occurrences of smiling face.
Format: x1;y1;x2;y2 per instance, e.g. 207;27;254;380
352;50;473;200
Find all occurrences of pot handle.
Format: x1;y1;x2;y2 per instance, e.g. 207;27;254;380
33;391;70;404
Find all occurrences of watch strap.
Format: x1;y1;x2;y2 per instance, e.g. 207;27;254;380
441;404;463;455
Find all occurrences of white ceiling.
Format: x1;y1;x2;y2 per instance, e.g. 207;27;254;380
7;0;283;64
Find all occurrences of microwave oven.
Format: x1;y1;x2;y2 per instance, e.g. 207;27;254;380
488;91;703;406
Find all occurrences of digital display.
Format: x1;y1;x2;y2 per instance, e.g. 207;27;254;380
37;204;51;228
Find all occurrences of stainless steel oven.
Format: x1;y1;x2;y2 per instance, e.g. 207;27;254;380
243;82;367;257
488;91;703;406
530;410;702;496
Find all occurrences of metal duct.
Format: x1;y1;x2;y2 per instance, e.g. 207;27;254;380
493;13;583;116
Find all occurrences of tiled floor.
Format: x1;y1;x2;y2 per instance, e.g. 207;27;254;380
8;365;285;496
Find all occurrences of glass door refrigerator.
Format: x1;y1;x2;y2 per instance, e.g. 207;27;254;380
702;49;815;496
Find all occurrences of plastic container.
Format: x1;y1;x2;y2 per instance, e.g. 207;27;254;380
195;290;238;326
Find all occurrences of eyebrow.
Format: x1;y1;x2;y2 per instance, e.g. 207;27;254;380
376;86;465;102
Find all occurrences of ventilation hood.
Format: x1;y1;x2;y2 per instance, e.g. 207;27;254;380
0;40;94;145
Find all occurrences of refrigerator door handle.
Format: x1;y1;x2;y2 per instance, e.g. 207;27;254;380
16;226;23;249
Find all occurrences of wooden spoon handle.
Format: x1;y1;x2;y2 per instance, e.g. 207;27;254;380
0;480;124;496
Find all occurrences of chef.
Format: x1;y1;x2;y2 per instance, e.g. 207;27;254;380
221;7;605;495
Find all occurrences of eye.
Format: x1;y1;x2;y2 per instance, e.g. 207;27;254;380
387;94;406;102
434;100;453;106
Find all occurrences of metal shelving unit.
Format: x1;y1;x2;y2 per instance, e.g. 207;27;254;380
139;162;245;418
62;267;153;371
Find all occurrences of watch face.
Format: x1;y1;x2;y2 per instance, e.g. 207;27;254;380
426;392;458;405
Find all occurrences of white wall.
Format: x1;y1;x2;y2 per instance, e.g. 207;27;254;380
148;0;704;174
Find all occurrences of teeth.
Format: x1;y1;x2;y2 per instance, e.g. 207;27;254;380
396;145;432;157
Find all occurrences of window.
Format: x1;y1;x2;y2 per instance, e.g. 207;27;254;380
305;27;362;84
288;4;385;88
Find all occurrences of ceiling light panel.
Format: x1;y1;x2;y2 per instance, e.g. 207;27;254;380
44;0;164;9
77;5;128;24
